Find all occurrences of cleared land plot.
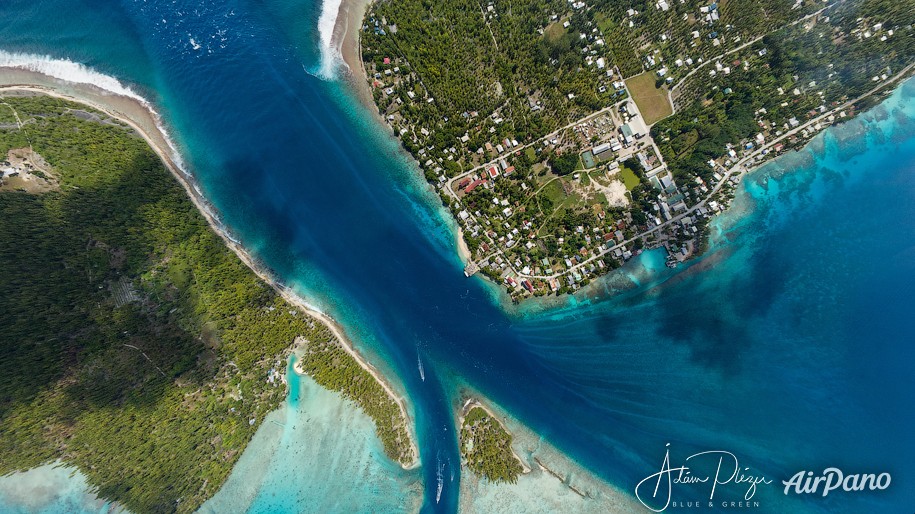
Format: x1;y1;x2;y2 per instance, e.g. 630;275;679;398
619;166;641;190
625;72;674;125
544;21;566;42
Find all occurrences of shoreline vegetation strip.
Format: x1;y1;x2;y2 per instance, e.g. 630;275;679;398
349;0;915;301
458;399;526;484
0;85;415;514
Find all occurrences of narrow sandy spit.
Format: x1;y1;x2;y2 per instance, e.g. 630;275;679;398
336;0;376;109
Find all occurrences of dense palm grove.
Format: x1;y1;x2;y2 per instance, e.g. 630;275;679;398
296;337;415;466
0;94;410;513
361;0;914;299
362;0;618;180
459;406;524;483
654;0;915;186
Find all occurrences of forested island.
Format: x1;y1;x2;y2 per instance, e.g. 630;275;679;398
359;0;914;300
0;91;413;513
458;401;525;483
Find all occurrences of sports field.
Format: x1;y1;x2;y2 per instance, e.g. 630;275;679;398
625;71;674;125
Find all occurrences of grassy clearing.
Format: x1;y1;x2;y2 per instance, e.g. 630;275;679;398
594;13;614;34
620;166;641;190
625;71;674;125
540;179;567;206
544;20;566;42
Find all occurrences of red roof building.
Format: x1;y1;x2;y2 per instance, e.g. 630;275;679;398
465;179;485;193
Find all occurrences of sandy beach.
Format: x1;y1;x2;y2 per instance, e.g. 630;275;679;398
336;0;376;109
454;392;642;513
333;0;475;268
0;66;419;469
455;228;473;263
292;330;420;467
458;398;531;475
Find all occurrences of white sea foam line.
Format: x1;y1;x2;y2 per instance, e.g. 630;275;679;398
0;51;340;321
284;285;332;319
316;0;344;79
0;51;189;176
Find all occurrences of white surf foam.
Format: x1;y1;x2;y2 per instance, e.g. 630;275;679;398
0;52;268;292
0;51;189;176
0;50;145;103
316;0;345;79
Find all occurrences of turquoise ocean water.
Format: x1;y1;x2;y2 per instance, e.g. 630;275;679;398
1;0;914;512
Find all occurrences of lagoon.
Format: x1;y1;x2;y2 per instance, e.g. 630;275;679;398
0;0;914;512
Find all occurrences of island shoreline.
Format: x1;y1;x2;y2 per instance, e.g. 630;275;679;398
457;397;531;475
335;0;478;271
332;0;915;304
0;67;419;470
337;0;375;110
333;0;475;269
452;389;642;513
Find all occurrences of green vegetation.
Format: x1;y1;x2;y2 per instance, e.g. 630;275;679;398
360;0;914;300
591;0;821;81
362;0;623;178
360;0;823;177
619;166;641;190
625;71;673;125
548;152;580;176
459;405;523;483
654;0;915;186
296;338;415;465
0;93;411;513
0;103;18;125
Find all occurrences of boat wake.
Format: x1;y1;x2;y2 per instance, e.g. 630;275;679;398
435;458;445;504
417;350;425;382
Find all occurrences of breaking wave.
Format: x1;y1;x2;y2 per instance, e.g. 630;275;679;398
0;50;145;103
0;51;189;173
315;0;345;80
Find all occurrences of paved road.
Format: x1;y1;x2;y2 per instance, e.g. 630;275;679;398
517;62;915;280
667;6;830;109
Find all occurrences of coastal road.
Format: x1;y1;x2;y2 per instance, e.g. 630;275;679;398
449;72;667;277
667;5;831;110
514;62;915;281
444;98;628;200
